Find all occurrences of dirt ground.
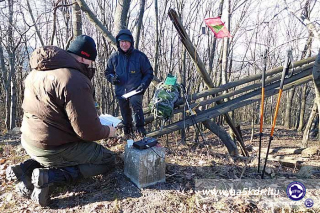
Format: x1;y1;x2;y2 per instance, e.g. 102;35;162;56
0;125;319;212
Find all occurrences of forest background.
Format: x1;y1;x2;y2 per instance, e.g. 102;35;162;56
0;0;320;141
1;0;320;211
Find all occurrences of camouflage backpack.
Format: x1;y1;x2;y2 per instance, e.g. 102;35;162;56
149;75;181;121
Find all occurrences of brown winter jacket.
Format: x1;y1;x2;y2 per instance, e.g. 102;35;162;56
21;46;110;149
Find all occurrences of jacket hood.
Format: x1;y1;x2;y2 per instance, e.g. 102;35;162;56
116;29;134;54
30;46;95;80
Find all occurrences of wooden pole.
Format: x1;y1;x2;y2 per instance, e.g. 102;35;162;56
168;8;247;156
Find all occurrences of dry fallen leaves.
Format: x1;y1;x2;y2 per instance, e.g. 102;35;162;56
0;158;6;165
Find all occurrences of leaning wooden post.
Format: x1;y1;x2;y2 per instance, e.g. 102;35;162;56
168;8;248;156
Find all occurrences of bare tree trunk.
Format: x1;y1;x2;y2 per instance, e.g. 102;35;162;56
221;38;229;85
5;88;10;130
298;84;307;131
72;0;82;37
10;74;16;129
215;48;223;87
221;0;230;86
134;0;145;49
7;0;15;130
153;0;159;77
297;35;312;131
50;0;62;45
283;2;310;130
287;7;320;147
0;40;6;92
302;49;320;147
113;0;131;35
208;0;224;74
179;48;187;144
249;103;255;142
26;0;45;46
284;88;294;128
176;8;187;144
302;102;317;148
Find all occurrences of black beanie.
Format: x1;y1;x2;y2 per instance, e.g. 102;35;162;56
67;35;97;61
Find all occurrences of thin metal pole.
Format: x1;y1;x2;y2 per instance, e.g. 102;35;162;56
258;50;267;173
262;49;292;179
181;84;206;143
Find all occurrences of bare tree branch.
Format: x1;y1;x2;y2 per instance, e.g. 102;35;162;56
26;0;45;46
75;0;116;47
134;0;145;49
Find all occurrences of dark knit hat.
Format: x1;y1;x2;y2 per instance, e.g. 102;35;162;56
67;35;97;61
118;34;132;42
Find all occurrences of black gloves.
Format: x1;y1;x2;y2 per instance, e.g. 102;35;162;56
136;83;145;93
110;75;120;85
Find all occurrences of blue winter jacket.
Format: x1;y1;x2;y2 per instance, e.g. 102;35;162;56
105;29;154;97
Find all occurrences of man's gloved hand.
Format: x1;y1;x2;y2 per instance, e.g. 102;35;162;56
136;83;145;93
110;75;120;85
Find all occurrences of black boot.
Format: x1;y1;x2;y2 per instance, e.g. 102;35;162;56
6;159;42;198
136;126;147;137
121;125;134;140
31;166;81;206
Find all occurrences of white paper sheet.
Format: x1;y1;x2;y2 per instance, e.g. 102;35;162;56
121;89;140;99
99;114;121;127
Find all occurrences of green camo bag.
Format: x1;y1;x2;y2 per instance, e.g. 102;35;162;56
149;82;181;121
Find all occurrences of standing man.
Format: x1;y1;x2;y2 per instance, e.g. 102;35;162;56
6;35;117;206
105;29;153;138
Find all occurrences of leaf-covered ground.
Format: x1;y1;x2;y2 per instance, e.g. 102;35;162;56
0;125;319;212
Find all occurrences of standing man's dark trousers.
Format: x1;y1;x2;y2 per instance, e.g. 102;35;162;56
118;94;146;135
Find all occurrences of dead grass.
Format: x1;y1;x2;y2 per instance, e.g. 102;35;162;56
0;125;320;212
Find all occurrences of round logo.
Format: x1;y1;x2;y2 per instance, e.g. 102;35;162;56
286;181;306;201
305;198;314;208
